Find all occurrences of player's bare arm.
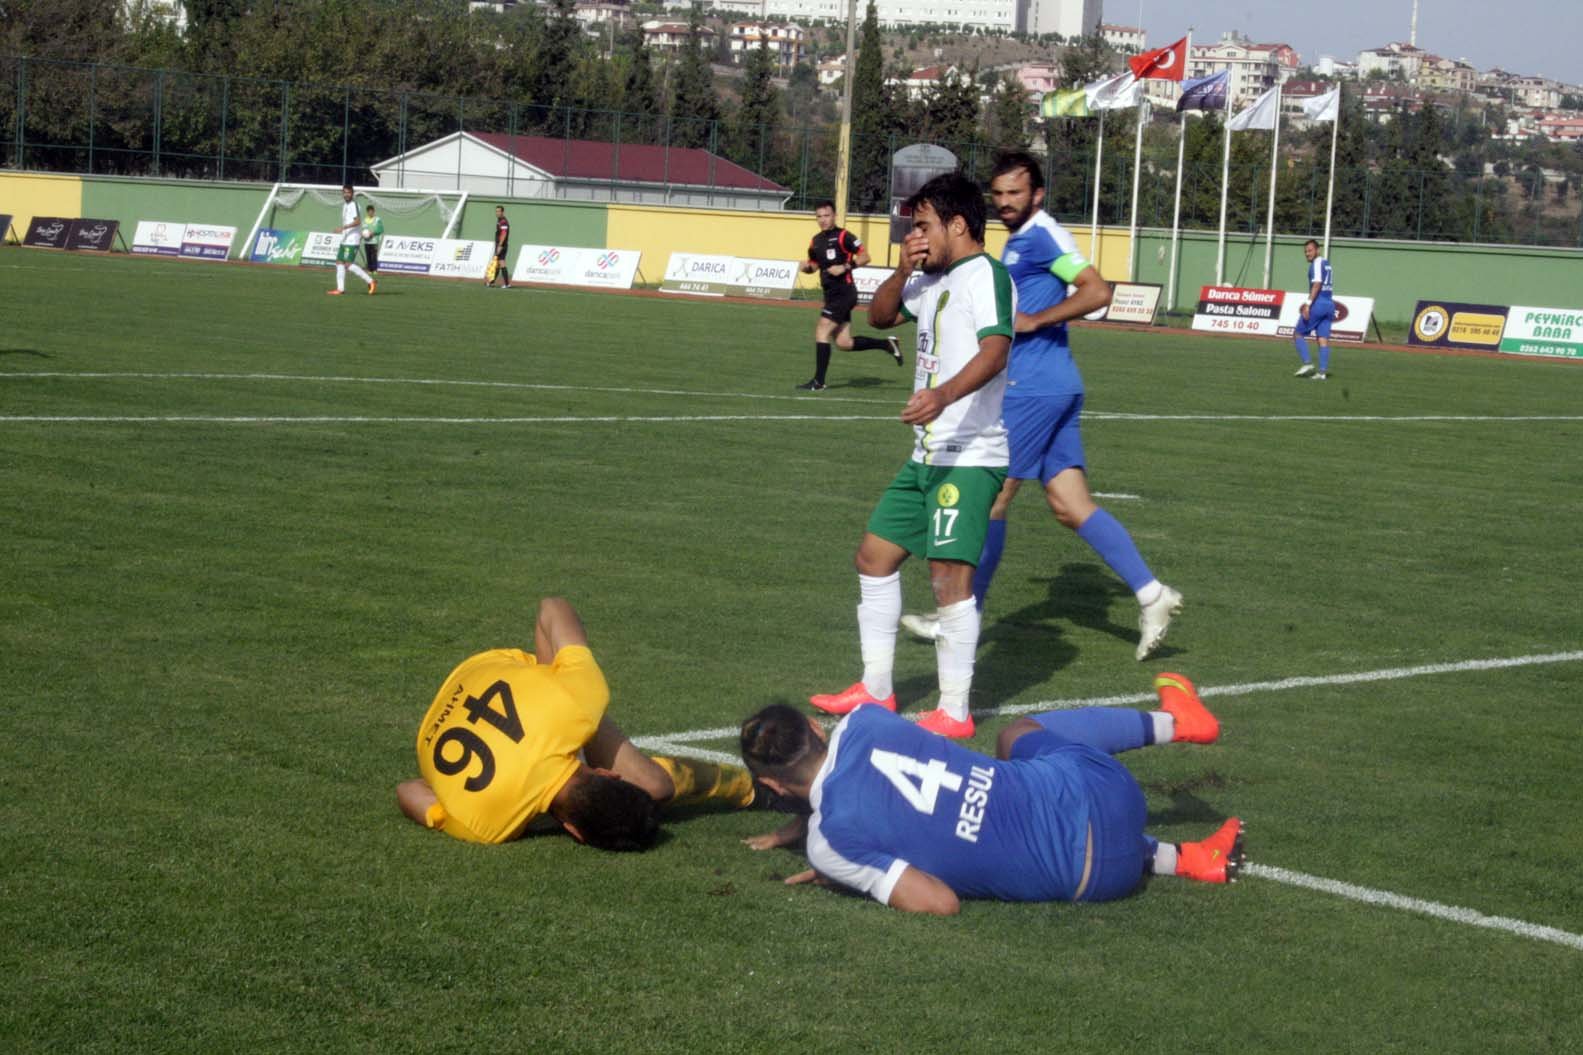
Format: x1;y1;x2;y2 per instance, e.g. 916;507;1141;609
744;815;807;851
534;596;589;662
900;333;1010;426
886;865;961;916
396;778;439;826
867;231;924;328
1014;266;1111;334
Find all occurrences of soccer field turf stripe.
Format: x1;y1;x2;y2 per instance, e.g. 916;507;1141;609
1244;864;1583;952
5;372;1583;423
0;414;899;424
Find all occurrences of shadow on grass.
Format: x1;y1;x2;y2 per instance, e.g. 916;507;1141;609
0;348;51;358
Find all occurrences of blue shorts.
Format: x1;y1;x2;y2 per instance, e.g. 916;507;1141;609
1296;298;1334;339
1009;730;1147;903
1004;392;1086;484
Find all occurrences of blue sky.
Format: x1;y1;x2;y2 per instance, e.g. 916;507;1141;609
1134;0;1580;84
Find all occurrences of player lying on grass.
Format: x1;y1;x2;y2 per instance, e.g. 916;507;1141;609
397;597;760;850
740;673;1243;914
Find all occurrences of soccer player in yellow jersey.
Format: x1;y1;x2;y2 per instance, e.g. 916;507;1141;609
397;597;758;850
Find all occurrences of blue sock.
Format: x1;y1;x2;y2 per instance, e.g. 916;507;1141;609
972;518;1007;612
1294;335;1310;363
1075;509;1154;594
1318;343;1330;371
1033;708;1154;753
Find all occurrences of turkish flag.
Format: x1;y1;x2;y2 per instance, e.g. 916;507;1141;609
1128;37;1188;81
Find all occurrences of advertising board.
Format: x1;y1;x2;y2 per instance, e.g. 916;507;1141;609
661;253;797;299
1191;286;1375;343
512;245;643;289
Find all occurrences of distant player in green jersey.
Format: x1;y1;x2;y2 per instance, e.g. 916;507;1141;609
361;204;384;275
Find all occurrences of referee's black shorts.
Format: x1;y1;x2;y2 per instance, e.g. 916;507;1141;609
820;283;859;325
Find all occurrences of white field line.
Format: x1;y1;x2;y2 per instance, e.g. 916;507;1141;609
1244;864;1583;952
0;414;895;425
632;649;1583;952
3;372;1581;423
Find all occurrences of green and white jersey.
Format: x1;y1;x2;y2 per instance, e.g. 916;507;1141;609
363;216;384;243
340;199;362;246
898;252;1015;467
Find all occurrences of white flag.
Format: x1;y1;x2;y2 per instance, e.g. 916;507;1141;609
1227;86;1280;131
1087;71;1142;111
1300;87;1340;122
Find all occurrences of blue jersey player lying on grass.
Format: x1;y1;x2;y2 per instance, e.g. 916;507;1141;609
739;673;1243;915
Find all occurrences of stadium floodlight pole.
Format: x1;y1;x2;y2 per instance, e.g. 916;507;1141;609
832;0;859;227
1261;80;1282;289
1215;79;1231;285
1089;107;1106;269
1166;30;1193;313
1322;87;1340;259
1126;99;1148;281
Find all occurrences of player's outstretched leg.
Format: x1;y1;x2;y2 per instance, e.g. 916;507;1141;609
1153;672;1218;744
1172;817;1245;883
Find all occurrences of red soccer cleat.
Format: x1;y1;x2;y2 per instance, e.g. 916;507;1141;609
326;289;344;296
1176;817;1245;883
915;708;975;739
809;682;896;716
1154;672;1219;744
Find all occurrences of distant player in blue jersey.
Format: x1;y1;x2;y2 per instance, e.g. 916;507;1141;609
902;152;1182;662
740;673;1244;915
1293;239;1334;380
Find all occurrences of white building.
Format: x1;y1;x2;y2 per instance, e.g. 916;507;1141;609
817;56;847;87
887;65;963;101
371;132;791;210
641;19;716;52
1315;55;1358;79
1188;31;1300;106
120;0;187;32
1021;0;1100;39
1512;76;1562;109
1357;42;1425;81
753;0;1086;36
1098;24;1145;53
728;22;807;69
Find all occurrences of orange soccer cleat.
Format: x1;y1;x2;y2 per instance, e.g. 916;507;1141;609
915;708;975;740
1154;672;1219;744
809;682;896;716
1176;817;1245;884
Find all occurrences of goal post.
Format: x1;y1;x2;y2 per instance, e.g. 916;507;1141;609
243;183;468;260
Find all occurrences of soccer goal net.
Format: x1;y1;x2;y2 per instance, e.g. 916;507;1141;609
243;183;467;261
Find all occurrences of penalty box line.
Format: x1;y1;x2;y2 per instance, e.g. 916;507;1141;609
633;648;1583;954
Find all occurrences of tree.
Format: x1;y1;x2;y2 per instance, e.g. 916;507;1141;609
668;2;719;149
728;43;780;173
621;39;662;142
986;73;1030;153
848;0;900;213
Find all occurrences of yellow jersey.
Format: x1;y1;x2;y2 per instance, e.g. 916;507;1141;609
415;645;608;844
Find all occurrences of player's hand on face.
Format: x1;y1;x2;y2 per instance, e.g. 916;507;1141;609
900;387;948;425
900;230;929;273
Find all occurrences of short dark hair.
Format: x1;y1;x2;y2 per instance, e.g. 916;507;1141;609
1304;238;1320;249
991;151;1044;191
559;772;660;852
341;183;354;193
740;704;820;785
495;205;505;212
814;199;836;212
905;172;986;244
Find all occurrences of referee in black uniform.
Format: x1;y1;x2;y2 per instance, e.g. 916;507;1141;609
796;200;902;391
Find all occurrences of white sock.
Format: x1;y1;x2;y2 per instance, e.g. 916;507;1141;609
857;572;901;700
1151;842;1179;876
1150;711;1175;744
335;264;346;292
349;263;372;285
934;598;978;720
1135;579;1163;606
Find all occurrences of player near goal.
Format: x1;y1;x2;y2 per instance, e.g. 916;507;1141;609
485;205;513;289
796;200;902;391
739;673;1244;915
328;184;375;296
361;204;384;275
396;597;763;850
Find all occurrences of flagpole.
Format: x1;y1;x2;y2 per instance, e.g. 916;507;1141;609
1322;87;1340;258
1261;81;1281;288
1127;100;1148;281
1215;81;1231;285
1166;30;1193;313
1090;108;1106;270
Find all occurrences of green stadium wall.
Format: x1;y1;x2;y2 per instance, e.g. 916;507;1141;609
6;171;1578;326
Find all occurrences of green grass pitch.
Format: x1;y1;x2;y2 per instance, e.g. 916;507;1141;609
2;249;1581;1053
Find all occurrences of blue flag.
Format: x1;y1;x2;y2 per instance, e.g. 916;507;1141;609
1177;71;1229;112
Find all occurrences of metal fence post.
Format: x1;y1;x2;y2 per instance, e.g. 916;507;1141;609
1472;174;1482;243
219;75;229;180
88;62;97;174
153;67;164;176
1416;170;1426;240
279;80;289;182
341;84;351;186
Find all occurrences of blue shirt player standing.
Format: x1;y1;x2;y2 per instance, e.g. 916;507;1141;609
739;674;1243;914
1294;239;1334;380
902;152;1183;664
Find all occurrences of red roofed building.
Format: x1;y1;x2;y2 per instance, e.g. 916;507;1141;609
371;131;791;210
